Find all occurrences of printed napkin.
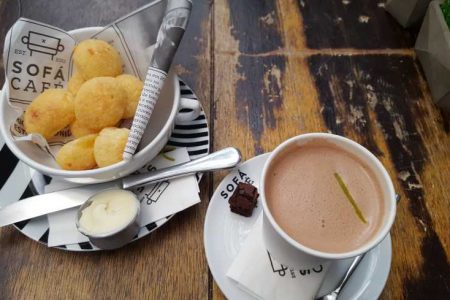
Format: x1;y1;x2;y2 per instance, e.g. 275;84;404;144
46;148;200;247
226;214;329;300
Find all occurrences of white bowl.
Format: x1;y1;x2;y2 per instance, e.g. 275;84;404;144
0;27;181;184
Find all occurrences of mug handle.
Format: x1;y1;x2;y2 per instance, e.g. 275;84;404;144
176;97;201;123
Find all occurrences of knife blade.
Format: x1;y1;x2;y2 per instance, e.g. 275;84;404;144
0;182;118;227
0;148;241;228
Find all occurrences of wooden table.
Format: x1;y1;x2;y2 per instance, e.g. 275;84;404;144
0;0;449;299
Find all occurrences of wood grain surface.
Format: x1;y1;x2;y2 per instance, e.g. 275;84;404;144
0;0;449;299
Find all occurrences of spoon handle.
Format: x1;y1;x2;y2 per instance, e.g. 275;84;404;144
332;254;364;296
121;147;242;190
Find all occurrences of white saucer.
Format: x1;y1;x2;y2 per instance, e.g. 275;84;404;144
204;153;392;300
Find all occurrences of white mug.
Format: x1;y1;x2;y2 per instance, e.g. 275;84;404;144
260;133;397;269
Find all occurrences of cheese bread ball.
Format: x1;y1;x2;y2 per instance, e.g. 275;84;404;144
74;77;127;130
24;89;75;139
94;127;129;167
116;74;144;119
70;119;100;138
67;72;85;96
56;134;98;170
73;39;123;80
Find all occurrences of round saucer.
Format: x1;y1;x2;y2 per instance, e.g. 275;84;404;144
204;153;392;300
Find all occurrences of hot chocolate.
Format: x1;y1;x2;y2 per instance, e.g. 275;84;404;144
265;140;385;253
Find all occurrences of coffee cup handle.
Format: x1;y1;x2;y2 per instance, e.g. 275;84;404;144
176;97;201;123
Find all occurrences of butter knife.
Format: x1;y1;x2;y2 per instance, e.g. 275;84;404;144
0;147;241;227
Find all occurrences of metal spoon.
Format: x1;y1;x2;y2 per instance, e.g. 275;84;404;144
315;194;400;300
122;147;241;189
315;254;365;300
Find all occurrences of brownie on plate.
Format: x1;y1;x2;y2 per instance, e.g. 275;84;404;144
228;182;259;217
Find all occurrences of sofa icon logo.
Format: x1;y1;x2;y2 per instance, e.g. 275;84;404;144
21;31;65;60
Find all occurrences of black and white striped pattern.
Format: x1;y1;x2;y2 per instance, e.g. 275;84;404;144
0;79;209;251
167;81;209;160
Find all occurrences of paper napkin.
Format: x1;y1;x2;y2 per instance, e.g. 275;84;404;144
226;214;329;300
46;148;200;247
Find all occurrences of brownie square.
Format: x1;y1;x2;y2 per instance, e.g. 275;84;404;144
228;182;259;217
